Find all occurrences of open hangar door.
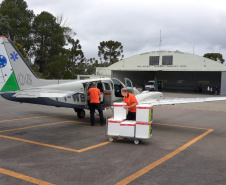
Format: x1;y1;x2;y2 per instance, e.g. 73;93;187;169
112;70;221;93
156;71;221;93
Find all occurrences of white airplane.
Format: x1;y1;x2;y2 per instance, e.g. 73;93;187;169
1;35;226;118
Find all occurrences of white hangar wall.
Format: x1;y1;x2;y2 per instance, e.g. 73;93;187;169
221;72;226;96
96;51;226;94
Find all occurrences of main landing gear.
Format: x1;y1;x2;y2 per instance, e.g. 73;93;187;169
74;108;85;118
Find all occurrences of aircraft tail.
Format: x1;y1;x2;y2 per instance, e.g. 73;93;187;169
0;36;21;92
0;36;49;92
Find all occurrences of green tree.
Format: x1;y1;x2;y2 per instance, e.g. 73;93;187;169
29;65;44;78
203;53;225;64
0;14;11;37
14;41;29;61
68;38;84;64
68;38;85;77
45;55;69;79
13;40;44;78
0;0;34;52
98;40;124;64
84;58;99;75
56;13;76;45
32;11;66;74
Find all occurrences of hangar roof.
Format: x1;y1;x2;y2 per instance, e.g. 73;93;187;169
96;51;226;75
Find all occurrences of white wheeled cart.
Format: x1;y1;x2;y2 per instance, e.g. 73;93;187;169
108;135;151;145
105;103;153;145
106;119;152;145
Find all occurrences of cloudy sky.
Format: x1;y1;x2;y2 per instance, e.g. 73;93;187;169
27;0;226;61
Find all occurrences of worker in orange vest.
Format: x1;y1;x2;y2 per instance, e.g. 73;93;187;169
121;88;138;120
87;82;104;126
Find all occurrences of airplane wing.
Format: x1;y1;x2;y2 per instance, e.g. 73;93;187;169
12;89;80;98
139;97;226;106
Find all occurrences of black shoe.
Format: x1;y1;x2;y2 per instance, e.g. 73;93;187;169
91;124;95;126
100;122;104;126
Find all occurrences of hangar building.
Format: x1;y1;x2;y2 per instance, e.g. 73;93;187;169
96;51;226;95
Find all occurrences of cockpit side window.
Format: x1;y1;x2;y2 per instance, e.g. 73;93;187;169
104;83;111;90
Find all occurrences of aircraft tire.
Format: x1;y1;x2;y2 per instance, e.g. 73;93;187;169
77;109;85;118
134;139;140;145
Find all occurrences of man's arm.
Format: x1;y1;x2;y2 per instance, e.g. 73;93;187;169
125;102;136;109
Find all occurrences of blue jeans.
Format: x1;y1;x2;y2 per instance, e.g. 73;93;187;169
90;103;104;125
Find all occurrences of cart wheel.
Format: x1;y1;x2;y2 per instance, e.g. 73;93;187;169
109;137;114;142
134;139;140;145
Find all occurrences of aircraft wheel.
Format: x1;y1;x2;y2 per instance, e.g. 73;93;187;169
134;139;140;145
77;109;85;118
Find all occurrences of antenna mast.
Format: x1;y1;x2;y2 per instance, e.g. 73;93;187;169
159;30;162;52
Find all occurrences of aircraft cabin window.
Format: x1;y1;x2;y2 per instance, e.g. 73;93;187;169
104;83;111;90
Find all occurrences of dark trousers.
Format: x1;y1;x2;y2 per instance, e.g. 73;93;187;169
90;103;104;126
126;111;136;120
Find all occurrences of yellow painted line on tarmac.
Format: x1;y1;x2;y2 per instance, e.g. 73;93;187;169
77;141;111;153
0;168;54;185
0;134;110;153
0;134;80;152
0;120;110;153
0;120;83;133
0;114;73;123
115;129;213;185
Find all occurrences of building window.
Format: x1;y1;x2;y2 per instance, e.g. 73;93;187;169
149;56;159;65
162;56;173;65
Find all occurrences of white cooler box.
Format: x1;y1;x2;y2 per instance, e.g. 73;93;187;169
100;93;104;102
120;120;136;137
113;103;127;120
135;121;153;139
107;118;125;136
136;104;153;123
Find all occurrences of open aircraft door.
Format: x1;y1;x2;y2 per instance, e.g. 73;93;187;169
124;78;134;93
102;81;113;107
84;82;91;108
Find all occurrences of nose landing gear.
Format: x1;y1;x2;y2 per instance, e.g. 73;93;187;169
74;108;85;118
